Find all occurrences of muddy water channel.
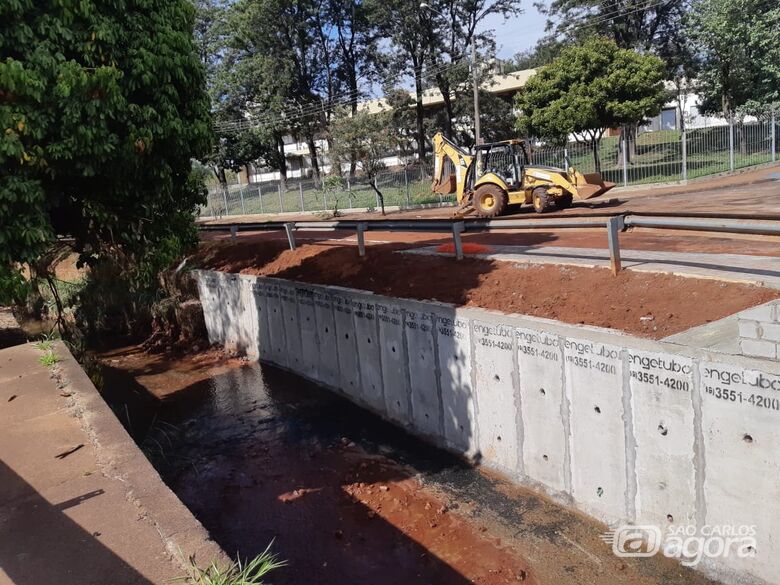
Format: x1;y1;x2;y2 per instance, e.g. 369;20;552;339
97;347;715;585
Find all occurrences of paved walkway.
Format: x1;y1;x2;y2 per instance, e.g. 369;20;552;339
412;245;780;289
0;342;223;585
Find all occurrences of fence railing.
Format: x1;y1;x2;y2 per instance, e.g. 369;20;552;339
201;212;780;276
203;164;450;218
202;114;778;218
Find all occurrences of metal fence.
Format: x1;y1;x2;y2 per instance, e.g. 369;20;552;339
203;113;778;218
531;116;778;186
203;164;451;218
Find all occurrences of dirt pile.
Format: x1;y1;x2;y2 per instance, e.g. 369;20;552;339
194;239;779;339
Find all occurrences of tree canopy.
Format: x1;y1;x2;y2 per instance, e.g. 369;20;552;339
515;37;666;171
688;0;780;116
0;0;212;270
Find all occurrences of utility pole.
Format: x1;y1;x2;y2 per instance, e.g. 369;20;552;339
420;2;480;143
472;41;481;144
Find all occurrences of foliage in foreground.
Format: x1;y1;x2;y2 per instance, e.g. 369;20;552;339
0;0;212;336
185;548;286;585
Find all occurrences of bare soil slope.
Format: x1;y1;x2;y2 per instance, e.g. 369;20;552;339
194;239;779;339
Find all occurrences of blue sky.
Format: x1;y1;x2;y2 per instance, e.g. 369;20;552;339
478;4;549;60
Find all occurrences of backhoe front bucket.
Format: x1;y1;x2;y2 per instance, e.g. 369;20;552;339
576;172;616;200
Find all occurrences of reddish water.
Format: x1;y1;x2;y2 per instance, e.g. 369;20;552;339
98;348;716;585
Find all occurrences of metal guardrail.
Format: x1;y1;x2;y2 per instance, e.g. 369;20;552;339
204;212;780;276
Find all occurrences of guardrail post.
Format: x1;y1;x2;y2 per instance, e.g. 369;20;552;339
284;223;296;250
357;222;367;257
278;184;285;213
681;129;688;182
728;115;735;171
621;129;628;187
607;216;624;276
452;221;465;260
299;183;305;212
772;108;776;162
230;225;238;243
404;169;411;206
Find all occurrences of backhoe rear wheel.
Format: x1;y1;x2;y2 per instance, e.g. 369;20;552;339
473;184;508;218
532;187;553;214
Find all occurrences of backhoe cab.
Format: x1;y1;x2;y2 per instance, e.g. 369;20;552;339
431;132;615;217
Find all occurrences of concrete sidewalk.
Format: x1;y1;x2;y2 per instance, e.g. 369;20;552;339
411;245;780;289
0;341;224;585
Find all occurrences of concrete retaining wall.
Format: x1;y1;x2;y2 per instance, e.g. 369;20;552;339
195;269;780;585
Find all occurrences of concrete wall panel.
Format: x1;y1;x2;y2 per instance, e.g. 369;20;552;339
629;350;696;529
219;273;244;354
435;310;475;454
353;296;385;413
333;291;361;398
377;301;411;425
251;280;273;362
404;304;442;439
564;338;626;522
313;288;340;387
264;281;287;367
278;283;303;371
473;320;519;474
196;271;223;345
700;361;780;583
238;276;260;358
295;285;320;380
516;327;567;493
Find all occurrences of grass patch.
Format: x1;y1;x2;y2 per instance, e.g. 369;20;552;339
183;546;286;585
39;352;60;367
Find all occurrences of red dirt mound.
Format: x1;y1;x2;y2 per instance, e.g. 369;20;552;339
194;239;779;339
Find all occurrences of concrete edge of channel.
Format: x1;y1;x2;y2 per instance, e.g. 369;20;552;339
52;340;230;575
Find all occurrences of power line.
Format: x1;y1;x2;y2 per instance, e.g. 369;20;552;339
215;0;670;133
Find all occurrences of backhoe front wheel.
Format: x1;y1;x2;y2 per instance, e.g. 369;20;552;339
473;184;508;218
532;187;553;214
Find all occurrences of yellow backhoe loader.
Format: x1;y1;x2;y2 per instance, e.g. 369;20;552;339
431;132;615;217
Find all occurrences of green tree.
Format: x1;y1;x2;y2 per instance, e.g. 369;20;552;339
0;0;211;324
515;37;666;172
329;109;399;214
688;0;780;117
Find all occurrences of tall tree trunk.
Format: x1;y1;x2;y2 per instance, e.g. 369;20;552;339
591;137;602;174
437;74;454;139
349;69;359;177
306;134;321;181
276;135;288;191
414;67;426;163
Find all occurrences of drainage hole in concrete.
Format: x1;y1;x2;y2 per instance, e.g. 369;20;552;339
667;514;674;523
743;433;754;443
596;487;604;497
594;406;601;414
396;400;401;407
658;423;668;436
497;435;502;442
367;338;371;344
325;327;329;333
345;333;349;339
494;374;500;381
392;346;396;353
453;354;458;361
540;388;546;396
425;413;429;419
542;454;548;461
421;354;425;360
